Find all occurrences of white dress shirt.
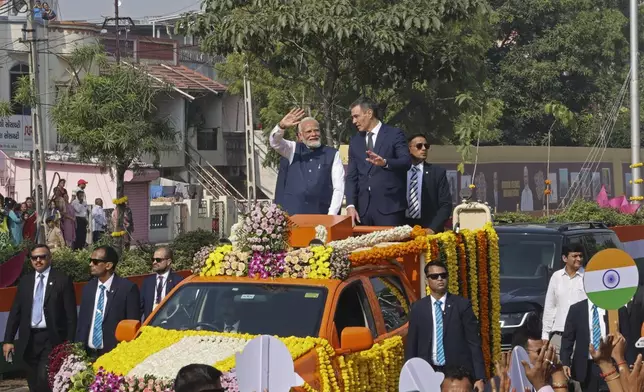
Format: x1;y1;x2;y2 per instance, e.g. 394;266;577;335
542;267;587;339
269;125;345;214
92;205;107;231
406;162;424;218
347;121;383;209
71;199;88;218
88;274;114;349
587;300;607;359
431;293;447;364
31;267;51;328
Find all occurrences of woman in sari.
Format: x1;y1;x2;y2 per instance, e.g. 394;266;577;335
6;200;23;245
59;195;76;247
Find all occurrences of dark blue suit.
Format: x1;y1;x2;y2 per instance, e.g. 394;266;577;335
406;163;453;232
274;143;337;215
345;124;412;226
75;274;141;355
140;271;183;320
405;294;486;381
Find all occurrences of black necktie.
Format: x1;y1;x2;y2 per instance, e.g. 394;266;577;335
367;132;374;151
155;276;164;304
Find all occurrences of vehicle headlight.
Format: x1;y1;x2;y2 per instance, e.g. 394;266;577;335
500;312;529;328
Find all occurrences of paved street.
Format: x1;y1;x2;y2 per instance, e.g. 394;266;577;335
0;379;28;392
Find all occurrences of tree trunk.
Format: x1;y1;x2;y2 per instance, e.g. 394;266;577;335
115;165;126;254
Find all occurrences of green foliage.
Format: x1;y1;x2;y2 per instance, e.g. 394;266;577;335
182;0;491;162
0;101;12;118
494;199;644;227
169;228;219;262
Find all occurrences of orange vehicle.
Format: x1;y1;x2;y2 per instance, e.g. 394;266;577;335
115;260;418;390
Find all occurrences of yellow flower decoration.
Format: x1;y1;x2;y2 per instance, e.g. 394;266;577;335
308;246;334;279
485;223;502;367
110;230;127;237
200;244;234;277
630;162;643;168
112;196;128;205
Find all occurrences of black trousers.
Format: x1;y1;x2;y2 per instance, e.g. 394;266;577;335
359;203;406;226
24;329;52;392
73;217;87;250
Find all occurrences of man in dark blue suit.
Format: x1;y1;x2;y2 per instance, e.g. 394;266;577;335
345;97;412;226
405;260;486;391
75;245;141;358
405;134;452;233
140;246;184;320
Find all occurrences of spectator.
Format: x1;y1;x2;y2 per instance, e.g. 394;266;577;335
441;365;474;392
270;108;344;215
25;197;35;215
75;246;141;358
60;195;76;247
45;216;65;250
511;314;545;365
112;202;134;249
71;190;88;250
74;179;87;196
53;179;68;202
6;199;23;245
92;198;107;244
173;364;223;392
44;199;61;224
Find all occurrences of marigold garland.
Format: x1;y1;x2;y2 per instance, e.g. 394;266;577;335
462;229;479;316
476;230;491;378
110;230;127;237
485;223;502;368
112;196;128;205
349;236;427;267
456;234;468;299
434;232;459;294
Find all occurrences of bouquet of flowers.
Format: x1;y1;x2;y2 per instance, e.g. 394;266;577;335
48;342;88;390
222;250;249;276
200;244;233;276
89;368;173;392
238;203;290;253
52;354;90;392
248;251;286;278
191;244;219;274
308;246;333;279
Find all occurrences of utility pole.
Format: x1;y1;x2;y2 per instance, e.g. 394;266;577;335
25;0;47;242
114;0;120;64
243;63;256;205
631;0;641;203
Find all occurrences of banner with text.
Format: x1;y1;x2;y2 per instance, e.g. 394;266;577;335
0;115;33;152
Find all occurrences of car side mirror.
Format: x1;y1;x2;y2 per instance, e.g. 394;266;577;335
115;320;141;342
340;327;373;353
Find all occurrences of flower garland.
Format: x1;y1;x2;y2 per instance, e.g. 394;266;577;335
328;225;413;253
456;234;468;299
110;231;127;238
112;196;128;205
485;223;502;369
379;278;410;314
349;236;427;267
476;230;491;378
462;229;479;316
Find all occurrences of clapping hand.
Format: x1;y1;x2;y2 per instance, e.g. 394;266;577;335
278;108;306;129
521;341;556;390
492;351;511;392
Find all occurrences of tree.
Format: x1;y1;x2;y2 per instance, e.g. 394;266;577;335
179;0;490;152
51;45;175;250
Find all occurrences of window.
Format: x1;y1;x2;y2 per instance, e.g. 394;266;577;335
9;64;30;115
149;283;327;337
370;276;411;332
197;128;218;150
499;234;559;277
150;214;168;229
584;233;620;262
333;281;377;340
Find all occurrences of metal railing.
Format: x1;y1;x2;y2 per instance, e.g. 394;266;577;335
184;144;245;201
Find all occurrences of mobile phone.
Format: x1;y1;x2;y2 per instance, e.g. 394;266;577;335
6;350;13;363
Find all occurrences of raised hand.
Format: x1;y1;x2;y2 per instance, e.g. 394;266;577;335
279;108;306;129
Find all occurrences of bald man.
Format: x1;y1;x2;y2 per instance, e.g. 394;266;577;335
270;108;344;215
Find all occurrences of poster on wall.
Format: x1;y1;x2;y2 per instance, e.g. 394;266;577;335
520;165;535;212
579;168;591;198
592;172;601;198
474;172;488;203
559;168;569;202
492;172;500;211
0;115;33;152
461;175;472;201
601;168;612;196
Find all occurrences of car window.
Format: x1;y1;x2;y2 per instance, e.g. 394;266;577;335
583;233;620;262
333;281;377;340
369;276;410;332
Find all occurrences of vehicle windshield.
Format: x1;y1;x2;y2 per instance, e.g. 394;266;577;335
149;283;328;338
498;233;561;291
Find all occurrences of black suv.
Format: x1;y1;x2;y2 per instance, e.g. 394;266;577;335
496;222;624;351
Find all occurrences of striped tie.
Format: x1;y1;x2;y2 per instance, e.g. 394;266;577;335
31;274;45;326
434;300;445;365
592;304;601;350
408;167;420;219
92;284;106;349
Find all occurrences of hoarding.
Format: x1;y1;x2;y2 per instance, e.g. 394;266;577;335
0;115;33;152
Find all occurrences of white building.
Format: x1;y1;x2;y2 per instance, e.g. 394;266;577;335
0;12;247;202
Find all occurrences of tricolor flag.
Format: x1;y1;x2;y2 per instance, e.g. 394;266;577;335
584;252;638;310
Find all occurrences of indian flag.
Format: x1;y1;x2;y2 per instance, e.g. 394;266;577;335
584;249;639;310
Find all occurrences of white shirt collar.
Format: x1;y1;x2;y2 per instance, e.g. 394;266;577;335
430;293;448;306
97;274;115;291
560;266;584;278
368;121;382;137
35;266;51;280
157;270;171;281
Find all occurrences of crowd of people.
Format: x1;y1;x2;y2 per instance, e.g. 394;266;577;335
0;195;37;246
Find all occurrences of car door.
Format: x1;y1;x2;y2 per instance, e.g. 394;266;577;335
367;274;412;341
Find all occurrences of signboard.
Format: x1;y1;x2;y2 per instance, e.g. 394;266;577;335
583;248;638;310
0;115;33;152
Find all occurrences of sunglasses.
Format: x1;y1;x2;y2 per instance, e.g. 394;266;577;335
415;143;429;150
427;273;448;280
90;258;109;265
30;255;48;261
152;257;168;263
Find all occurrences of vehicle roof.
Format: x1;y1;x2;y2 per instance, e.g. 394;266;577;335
494;221;616;236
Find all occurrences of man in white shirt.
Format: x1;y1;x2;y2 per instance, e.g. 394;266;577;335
71;190;88;250
91;198;107;244
270;108;344;215
542;244;587;353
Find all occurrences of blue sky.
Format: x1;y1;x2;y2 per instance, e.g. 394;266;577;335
57;0;200;22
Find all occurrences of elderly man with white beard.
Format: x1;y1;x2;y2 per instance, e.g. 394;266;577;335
270;108;345;215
